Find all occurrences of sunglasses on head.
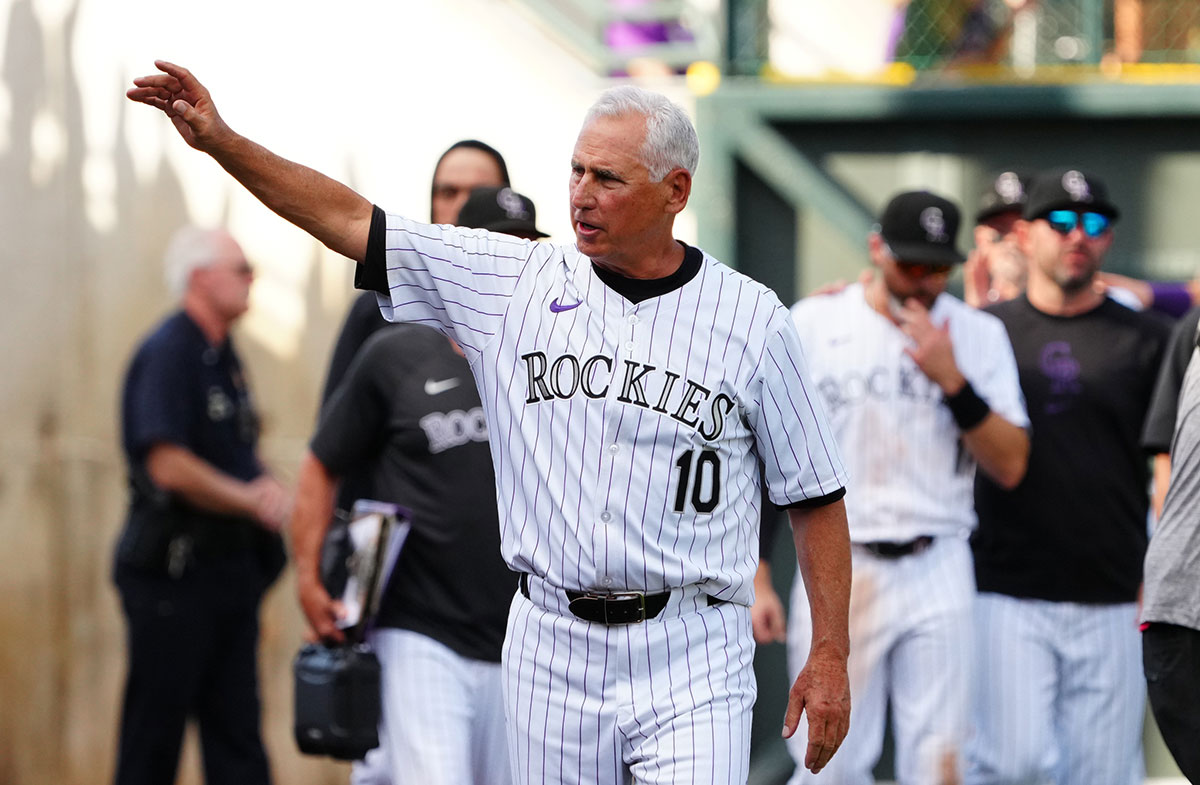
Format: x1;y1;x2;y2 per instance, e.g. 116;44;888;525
1044;210;1111;238
895;261;953;278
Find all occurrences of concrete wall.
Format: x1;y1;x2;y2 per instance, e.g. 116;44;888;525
0;1;696;783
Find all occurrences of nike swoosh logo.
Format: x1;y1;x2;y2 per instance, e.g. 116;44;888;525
424;378;461;396
550;297;582;313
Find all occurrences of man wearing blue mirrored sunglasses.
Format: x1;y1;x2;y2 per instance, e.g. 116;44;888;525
968;169;1170;785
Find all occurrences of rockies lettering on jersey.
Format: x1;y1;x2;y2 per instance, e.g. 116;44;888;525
375;214;847;602
420;407;488;454
522;351;736;441
815;363;943;415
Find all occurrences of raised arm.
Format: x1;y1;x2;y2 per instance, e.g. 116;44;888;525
127;61;372;262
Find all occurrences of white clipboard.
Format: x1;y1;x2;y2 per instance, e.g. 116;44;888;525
337;499;411;632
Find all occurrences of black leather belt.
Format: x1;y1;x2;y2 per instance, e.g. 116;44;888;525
859;535;934;559
519;574;721;624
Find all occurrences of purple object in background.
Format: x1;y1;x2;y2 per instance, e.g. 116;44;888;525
605;0;692;52
885;4;908;61
1150;281;1194;319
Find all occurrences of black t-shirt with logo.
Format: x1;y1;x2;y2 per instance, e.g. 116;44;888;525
312;324;515;661
972;295;1169;603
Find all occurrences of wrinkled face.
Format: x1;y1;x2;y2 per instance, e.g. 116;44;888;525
430;148;506;224
870;235;952;310
1019;213;1112;295
195;233;254;321
569;114;679;273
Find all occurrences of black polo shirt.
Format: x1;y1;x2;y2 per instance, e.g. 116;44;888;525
313;324;515;662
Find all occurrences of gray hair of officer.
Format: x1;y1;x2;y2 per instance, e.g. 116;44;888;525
583;86;699;182
163;226;234;298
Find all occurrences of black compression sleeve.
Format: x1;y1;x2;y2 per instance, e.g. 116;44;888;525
781;486;847;510
354;205;389;296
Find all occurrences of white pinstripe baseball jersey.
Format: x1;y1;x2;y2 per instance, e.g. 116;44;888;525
790;283;1028;543
376;213;847;605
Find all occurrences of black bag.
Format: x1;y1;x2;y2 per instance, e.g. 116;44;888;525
292;500;405;761
292;643;381;760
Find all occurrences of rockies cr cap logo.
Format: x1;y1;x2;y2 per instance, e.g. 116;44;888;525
995;171;1024;204
1062;170;1093;203
497;187;530;220
920;207;947;242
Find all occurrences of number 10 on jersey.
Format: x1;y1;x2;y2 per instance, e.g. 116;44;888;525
673;449;721;514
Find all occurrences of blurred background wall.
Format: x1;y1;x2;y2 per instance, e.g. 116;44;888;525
1;0;1197;783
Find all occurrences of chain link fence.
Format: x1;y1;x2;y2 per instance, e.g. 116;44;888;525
741;0;1200;78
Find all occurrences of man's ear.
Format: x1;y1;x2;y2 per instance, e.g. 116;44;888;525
1013;219;1032;256
663;168;692;215
867;232;885;270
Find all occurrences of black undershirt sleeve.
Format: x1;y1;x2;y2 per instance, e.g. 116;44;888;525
780;486;847;510
354;205;390;296
1142;305;1200;453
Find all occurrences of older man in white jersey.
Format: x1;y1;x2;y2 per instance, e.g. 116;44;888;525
128;60;853;783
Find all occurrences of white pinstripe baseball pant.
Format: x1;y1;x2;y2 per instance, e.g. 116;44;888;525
503;578;756;785
351;627;511;785
786;536;974;785
967;593;1144;785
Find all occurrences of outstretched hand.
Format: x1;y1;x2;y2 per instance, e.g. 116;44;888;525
126;61;230;151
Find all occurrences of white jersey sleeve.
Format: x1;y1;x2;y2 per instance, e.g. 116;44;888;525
376;213;550;362
747;309;849;507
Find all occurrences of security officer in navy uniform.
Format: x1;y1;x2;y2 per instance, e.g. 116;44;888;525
112;226;290;785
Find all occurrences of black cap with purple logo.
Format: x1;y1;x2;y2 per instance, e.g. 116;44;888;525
1022;168;1120;221
877;191;966;266
457;186;548;238
976;170;1032;223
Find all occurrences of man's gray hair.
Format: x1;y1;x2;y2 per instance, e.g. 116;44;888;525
583;86;699;182
163;226;228;298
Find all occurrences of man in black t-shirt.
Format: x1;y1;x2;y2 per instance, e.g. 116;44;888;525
967;170;1169;785
290;191;545;785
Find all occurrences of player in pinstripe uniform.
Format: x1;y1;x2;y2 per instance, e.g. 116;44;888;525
760;192;1029;784
129;62;854;783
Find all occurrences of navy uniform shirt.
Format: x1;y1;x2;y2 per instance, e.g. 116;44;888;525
122;310;261;483
312;324;516;662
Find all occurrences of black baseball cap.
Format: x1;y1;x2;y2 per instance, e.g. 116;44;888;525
877;191;965;266
457;186;548;238
975;170;1032;223
1022;168;1120;221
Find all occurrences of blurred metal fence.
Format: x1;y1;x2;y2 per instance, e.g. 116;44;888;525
508;0;1200;81
753;0;1200;79
894;0;1200;70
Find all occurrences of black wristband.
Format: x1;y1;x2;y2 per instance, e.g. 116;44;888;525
944;380;991;431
